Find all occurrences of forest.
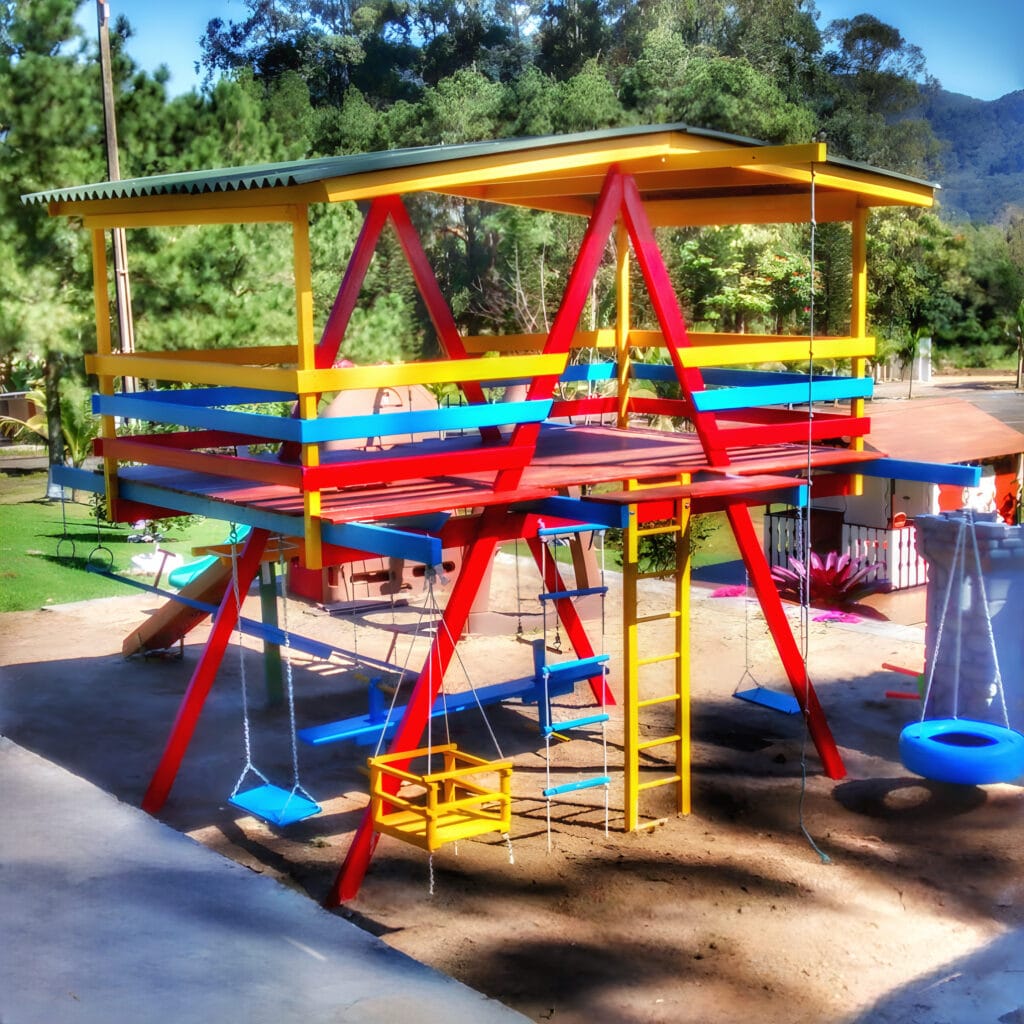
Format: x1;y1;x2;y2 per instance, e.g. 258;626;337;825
2;0;1024;469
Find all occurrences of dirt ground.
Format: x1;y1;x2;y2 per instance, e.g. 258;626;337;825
2;554;1024;1024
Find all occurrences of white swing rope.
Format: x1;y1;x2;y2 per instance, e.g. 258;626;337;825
917;513;1010;728
797;168;832;865
229;531;270;799
276;537;318;814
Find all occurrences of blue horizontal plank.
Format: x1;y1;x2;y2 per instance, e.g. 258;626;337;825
95;391;306;442
559;361;617;383
94;392;552;444
515;495;629;530
630;363;675;382
702;368;856;387
137;386;297;407
52;465;105;494
856;458;982;487
320;521;441;564
691;377;873;413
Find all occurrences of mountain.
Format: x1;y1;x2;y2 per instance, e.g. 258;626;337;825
919;88;1024;223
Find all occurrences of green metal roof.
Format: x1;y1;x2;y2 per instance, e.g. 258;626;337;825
21;122;936;207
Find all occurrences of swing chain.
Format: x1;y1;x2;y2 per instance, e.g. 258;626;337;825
55;484;76;560
87;500;114;572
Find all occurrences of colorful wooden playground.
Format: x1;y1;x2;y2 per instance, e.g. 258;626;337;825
30;123;980;903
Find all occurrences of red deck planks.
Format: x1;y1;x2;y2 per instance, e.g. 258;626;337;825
119;423;884;527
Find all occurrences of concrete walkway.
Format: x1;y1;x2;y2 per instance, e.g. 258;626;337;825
0;737;528;1024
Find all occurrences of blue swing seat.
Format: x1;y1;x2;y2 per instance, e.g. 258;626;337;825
733;685;800;715
229;784;321;827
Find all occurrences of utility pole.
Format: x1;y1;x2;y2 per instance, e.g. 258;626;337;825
96;0;136;393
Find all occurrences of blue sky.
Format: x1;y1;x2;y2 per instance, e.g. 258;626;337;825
90;0;1022;102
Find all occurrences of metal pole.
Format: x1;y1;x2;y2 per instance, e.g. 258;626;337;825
96;0;136;393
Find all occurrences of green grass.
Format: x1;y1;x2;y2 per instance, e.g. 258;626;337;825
0;470;237;613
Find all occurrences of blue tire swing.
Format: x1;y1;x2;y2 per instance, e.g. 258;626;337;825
900;513;1024;786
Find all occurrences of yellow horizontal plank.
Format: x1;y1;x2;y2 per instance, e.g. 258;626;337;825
323;136;678;203
81;206;297;229
50;182;325;222
87;351;568;394
629;330;875;363
812;165;936;207
127;345;297;365
295;353;567;393
87;353;298;391
461;329;616;354
434;186;596;218
645;192;861;227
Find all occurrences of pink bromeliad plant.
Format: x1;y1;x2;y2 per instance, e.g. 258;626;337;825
771;550;888;608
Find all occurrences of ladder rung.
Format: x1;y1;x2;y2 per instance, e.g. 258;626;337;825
636;524;682;538
637;694;680;709
634;570;677;581
544;775;612;798
635;611;681;624
637;774;683;793
638;734;682;751
542;712;610;735
634;816;671;832
637;652;680;668
539;586;608;602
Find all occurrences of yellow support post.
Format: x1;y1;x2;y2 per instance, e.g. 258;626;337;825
623;480;691;831
91;229;119;517
292;206;322;569
850;206;869;497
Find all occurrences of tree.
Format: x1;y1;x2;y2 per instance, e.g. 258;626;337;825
0;0;104;493
819;14;940;176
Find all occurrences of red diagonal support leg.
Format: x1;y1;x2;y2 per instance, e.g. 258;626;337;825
142;528;270;813
527;535;614;705
329;509;509;904
727;504;846;780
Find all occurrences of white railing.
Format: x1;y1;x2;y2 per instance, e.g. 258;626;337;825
763;513;928;591
842;522;928;590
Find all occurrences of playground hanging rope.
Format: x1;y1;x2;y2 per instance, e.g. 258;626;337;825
275;537;320;815
798;166;832;866
228;532;271;801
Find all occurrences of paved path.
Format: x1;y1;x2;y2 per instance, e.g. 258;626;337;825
0;738;528;1024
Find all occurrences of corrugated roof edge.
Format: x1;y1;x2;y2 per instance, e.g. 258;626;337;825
21;121;937;207
19;122;757;206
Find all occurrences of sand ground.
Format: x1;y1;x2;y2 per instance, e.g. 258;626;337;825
3;550;1024;1023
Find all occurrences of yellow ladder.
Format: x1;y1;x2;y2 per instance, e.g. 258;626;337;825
623;486;691;831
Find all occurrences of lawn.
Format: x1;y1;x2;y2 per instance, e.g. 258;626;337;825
0;469;234;613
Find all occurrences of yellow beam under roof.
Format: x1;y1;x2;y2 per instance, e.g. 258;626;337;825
27;123;937;226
